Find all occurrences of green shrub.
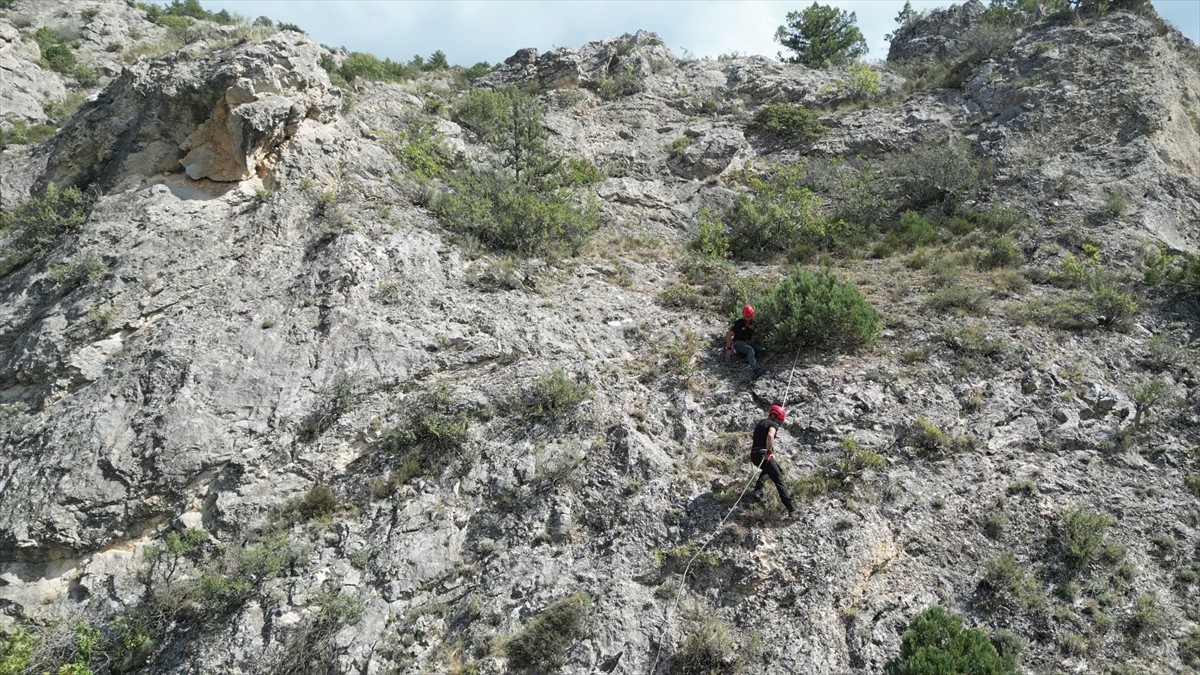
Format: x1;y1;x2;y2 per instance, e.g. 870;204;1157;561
757;268;882;352
979;554;1044;613
0;184;90;275
1186;473;1200;498
283;484;340;524
927;282;987;315
903;417;974;459
1087;276;1137;331
890;606;1017;674
0;628;34;675
46;253;106;290
383;119;453;180
506;593;590;671
838;62;881;100
887;136;993;213
688;208;731;261
746;103;826;145
338;52;412;83
434;167;600;258
194;573;253;620
877;210;936;254
977;236;1023;270
561;157;604;186
42;44;77;73
718;163;857;261
1102;189;1128;218
1058;506;1116;574
819;438;886;489
1126;591;1166;643
674;613;735;674
1182;625;1200;668
0;119;58;145
378;388;470;487
511;368;591;426
666;135;695;157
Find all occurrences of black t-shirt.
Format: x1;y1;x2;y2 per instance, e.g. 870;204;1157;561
730;318;753;342
752;418;777;451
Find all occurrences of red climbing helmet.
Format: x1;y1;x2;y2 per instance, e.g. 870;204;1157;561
768;404;786;422
742;305;755;319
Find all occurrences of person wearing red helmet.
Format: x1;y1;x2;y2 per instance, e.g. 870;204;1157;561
749;404;796;518
724;304;765;377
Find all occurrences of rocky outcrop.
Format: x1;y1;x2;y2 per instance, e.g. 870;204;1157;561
40;31;340;189
0;2;1198;674
887;0;987;63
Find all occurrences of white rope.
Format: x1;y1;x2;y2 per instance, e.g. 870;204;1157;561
647;347;804;674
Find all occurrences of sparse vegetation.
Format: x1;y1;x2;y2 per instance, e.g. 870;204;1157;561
903;418;974;459
510;368;591;426
0;184;91;275
673;611;736;674
297;373;360;442
377;387;471;489
505;593;590;671
1057;506;1122;575
978;553;1044;614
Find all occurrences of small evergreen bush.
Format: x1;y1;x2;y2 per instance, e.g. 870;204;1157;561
746;103;826;145
757;268;882;352
838;62;882;100
977;236;1023;270
889;606;1017;674
887;136;993;212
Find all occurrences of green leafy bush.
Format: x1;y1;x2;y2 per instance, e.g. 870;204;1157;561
878;210;936;254
887;136;993;212
434;167;600;258
688;209;730;260
0;184;90;275
506;593;590;671
561;157;604;186
46;253;106;290
757;268;882;352
747;103;826;145
977;236;1023;270
511;368;591;426
383;120;453;180
838;62;881;100
1058;506;1120;575
0;628;34;675
978;553;1044;613
0;119;58;145
903;417;974;459
890;606;1016;674
338;52;412;83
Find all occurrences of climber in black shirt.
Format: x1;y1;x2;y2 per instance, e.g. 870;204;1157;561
749;404;796;518
725;305;765;375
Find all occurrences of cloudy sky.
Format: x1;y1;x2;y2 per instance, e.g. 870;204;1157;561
194;0;1198;66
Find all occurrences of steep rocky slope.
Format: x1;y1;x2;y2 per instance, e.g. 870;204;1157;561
1;0;1198;673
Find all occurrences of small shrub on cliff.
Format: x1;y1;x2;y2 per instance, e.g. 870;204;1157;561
377;388;470;487
0;628;34;674
338;52;412;83
978;554;1045;614
1057;506;1123;575
746;103;825;145
297;373;360;442
510;368;591;427
505;593;590;671
837;62;881;101
887;136;993;213
890;606;1016;675
0;184;90;275
757;268;882;353
674;611;736;674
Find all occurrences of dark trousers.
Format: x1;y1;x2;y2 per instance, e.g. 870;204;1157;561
751;450;796;513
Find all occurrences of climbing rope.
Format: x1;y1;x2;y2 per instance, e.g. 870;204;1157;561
647;347;804;674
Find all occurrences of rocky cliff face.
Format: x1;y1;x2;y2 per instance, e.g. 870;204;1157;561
1;1;1198;673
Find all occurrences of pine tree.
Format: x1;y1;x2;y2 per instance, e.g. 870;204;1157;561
774;2;868;68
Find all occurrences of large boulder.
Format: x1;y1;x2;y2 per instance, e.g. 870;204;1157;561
39;30;340;189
